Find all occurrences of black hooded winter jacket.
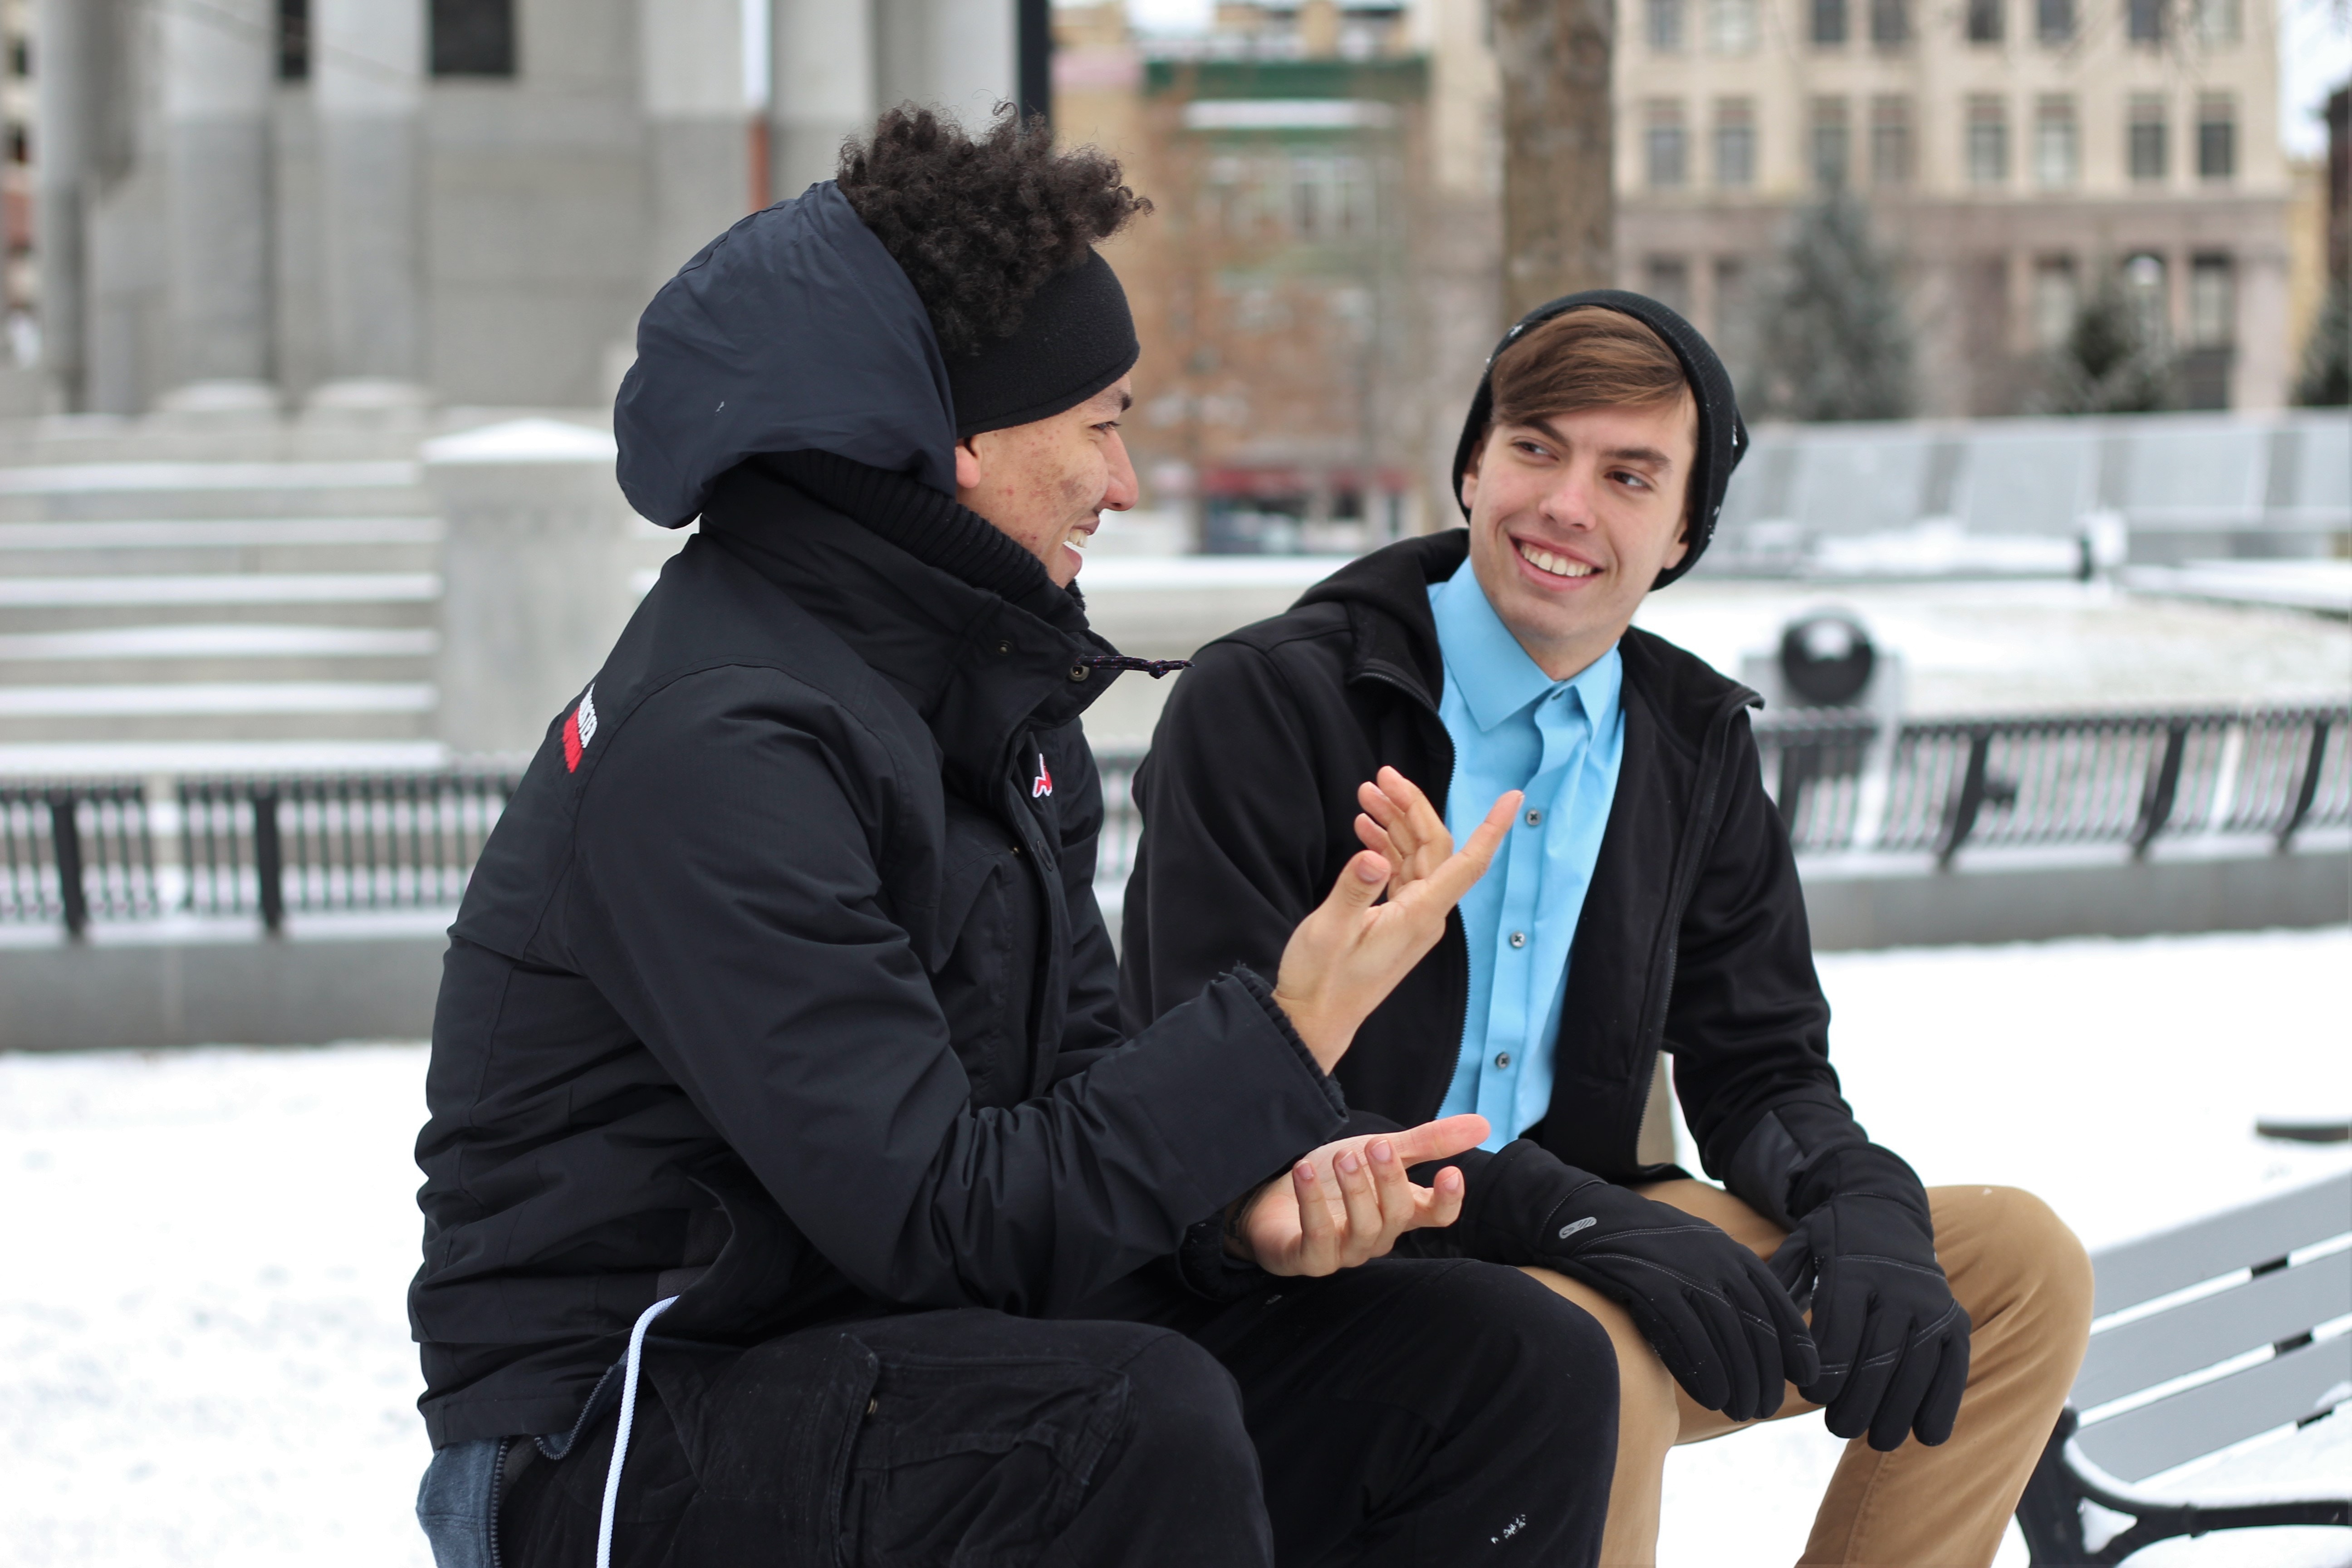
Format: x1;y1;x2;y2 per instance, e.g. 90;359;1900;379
1119;529;1856;1198
408;188;1346;1450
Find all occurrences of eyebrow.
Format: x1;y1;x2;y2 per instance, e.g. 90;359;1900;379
1518;419;1677;470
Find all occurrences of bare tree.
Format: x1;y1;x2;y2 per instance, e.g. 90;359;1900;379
1494;0;1615;321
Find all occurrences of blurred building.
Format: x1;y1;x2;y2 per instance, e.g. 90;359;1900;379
28;0;1037;418
1596;0;2295;413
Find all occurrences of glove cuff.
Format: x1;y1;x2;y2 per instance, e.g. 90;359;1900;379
1728;1099;1929;1228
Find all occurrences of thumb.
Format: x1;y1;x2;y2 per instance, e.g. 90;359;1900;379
1321;849;1391;913
1767;1226;1818;1303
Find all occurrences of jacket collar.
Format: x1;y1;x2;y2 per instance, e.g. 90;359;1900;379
699;455;1118;798
1294;528;1755;743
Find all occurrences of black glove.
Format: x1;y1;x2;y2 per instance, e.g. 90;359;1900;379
1737;1102;1969;1451
1441;1141;1819;1422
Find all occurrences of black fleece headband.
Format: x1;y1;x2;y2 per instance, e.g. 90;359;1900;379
1450;289;1748;590
947;250;1140;439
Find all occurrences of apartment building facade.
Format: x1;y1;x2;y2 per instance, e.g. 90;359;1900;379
1609;0;2294;412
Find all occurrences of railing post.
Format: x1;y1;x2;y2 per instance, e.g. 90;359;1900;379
48;793;88;939
2277;716;2330;852
2130;722;2189;860
1776;741;1818;845
1935;730;1993;869
252;791;285;934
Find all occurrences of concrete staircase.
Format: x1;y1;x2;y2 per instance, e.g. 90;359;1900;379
0;420;451;774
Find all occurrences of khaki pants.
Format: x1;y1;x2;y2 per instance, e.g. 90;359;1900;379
1527;1180;2094;1568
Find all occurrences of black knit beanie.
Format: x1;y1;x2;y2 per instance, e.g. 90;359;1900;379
1450;289;1748;589
946;250;1140;438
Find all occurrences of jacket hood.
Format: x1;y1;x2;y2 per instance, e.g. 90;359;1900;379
615;182;958;528
1449;289;1748;590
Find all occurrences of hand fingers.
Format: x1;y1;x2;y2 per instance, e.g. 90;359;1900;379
1360;772;1451;876
1412;1165;1467;1230
1363;1138;1418;1255
1689;1284;1765;1423
1744;1253;1821;1389
1314;848;1393;920
1867;1323;1942;1453
1823;1297;1906;1442
1353;812;1399;866
1384;1114;1491;1167
1400;790;1522;913
1914;1308;1971;1446
1798;1271;1865;1406
1290;1160;1338;1277
1730;1279;1789;1421
1332;1146;1385;1264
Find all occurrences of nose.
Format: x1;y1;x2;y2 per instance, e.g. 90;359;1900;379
1541;459;1602;532
1102;429;1140;513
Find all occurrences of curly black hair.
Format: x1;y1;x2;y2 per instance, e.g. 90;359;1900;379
837;105;1152;357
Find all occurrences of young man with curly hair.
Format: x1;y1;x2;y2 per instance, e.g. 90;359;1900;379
409;110;1627;1568
1120;297;2097;1567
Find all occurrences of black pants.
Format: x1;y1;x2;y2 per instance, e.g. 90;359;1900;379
501;1258;1617;1567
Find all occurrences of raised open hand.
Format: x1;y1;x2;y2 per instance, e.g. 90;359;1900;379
1235;1115;1491;1277
1272;768;1520;1073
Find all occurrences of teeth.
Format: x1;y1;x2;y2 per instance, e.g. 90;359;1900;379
1066;529;1089;552
1517;540;1594;578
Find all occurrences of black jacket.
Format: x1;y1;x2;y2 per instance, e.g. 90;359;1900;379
1120;530;1854;1198
411;190;1346;1451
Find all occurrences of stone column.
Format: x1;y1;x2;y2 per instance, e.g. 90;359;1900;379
32;0;91;408
771;0;875;198
642;0;755;285
309;0;428;415
425;420;644;758
157;0;276;412
930;0;1017;129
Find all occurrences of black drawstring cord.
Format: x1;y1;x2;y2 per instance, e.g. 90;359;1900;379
1078;654;1193;680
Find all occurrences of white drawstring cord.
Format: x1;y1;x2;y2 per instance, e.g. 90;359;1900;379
595;1295;679;1568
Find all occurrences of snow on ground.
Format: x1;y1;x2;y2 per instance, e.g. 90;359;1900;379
1;928;2347;1566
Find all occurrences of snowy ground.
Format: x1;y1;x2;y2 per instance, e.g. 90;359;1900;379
2;927;2347;1567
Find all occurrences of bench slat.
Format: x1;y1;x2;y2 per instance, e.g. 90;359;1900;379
2076;1249;2352;1409
2092;1172;2352;1317
2072;1333;2352;1483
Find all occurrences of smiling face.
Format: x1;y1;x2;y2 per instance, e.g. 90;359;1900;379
1459;393;1697;681
953;376;1138;588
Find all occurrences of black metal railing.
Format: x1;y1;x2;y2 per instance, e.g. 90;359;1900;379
2;767;520;936
1;708;2342;935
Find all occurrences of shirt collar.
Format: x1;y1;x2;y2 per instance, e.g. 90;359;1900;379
1431;559;1623;734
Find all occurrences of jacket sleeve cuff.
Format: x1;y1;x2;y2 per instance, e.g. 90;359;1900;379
1230;964;1347;1119
1170;1209;1277;1301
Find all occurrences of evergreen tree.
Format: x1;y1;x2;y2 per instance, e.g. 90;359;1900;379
1750;189;1914;422
2294;279;2349;407
2039;270;2175;414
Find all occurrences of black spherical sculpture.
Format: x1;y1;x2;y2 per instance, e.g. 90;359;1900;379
1778;612;1876;706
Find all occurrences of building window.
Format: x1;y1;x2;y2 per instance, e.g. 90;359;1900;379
2127;0;2166;43
1870;96;1913;185
431;0;516;77
1713;257;1749;339
1646;257;1693;316
2035;96;2079;186
2032;257;2079;349
1812;97;1852;187
2196;95;2234;180
1966;0;2004;40
1709;0;1760;52
2188;254;2233;345
1715;98;1757;188
2128;96;2167;181
2037;0;2074;41
2191;0;2239;43
1649;0;1688;50
1967;96;2009;185
1813;0;1849;44
2122;252;2168;332
277;0;309;80
1647;101;1690;190
1872;0;1911;43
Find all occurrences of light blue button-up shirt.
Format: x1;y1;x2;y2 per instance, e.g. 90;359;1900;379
1427;561;1626;1150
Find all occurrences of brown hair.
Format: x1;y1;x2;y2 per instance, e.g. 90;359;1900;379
1486;306;1692;431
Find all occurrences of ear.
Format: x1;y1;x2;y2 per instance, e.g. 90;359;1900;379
953;438;983;492
1457;432;1486;514
1661;515;1691;572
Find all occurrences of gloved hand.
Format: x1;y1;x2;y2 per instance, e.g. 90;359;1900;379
1767;1143;1969;1451
1441;1142;1818;1422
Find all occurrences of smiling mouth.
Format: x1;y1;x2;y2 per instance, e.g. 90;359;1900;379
1064;524;1093;557
1516;539;1597;580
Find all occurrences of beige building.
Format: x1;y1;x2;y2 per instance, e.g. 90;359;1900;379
1598;0;2295;412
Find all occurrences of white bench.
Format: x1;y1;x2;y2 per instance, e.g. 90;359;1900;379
2014;1169;2352;1563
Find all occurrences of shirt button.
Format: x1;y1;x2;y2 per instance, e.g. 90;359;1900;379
1509;931;1527;948
1525;808;1544;826
1495;1052;1512;1069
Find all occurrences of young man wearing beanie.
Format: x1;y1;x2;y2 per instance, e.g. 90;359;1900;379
409;110;1630;1568
1120;295;2096;1566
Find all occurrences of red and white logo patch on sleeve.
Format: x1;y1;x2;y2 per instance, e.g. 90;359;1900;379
562;684;599;773
1031;751;1054;799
